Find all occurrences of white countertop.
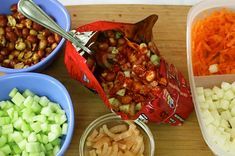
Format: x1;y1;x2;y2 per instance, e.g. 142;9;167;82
58;0;202;6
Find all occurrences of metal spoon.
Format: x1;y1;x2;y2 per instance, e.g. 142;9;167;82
17;0;92;55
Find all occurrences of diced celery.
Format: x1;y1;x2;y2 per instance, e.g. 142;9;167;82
13;118;23;130
0;110;7;116
0;145;11;154
26;142;42;152
0;117;11;125
23;131;31;138
62;123;68;135
42;135;48;144
45;143;53;151
22;110;35;123
51;138;61;146
0;135;7;147
11;92;25;106
7;133;14;143
9;88;18;98
36;134;42;143
48;113;56;121
23;89;35;98
41;106;53;116
55;114;67;125
31;122;42;133
53;145;60;155
50;124;61;135
48;132;59;142
32;115;46;123
28;133;37;142
12;111;19;122
31;102;41;113
12;144;21;154
0;101;7;109
17;139;27;150
12;131;24;142
24;96;34;108
41;144;46;152
33;95;40;103
39;97;49;107
21;121;31;131
22;151;29;156
2;124;13;134
0;151;5;156
41;123;49;132
7;107;14;118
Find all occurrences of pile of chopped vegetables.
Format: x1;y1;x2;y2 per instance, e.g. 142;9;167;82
192;9;235;76
86;122;144;156
0;88;68;155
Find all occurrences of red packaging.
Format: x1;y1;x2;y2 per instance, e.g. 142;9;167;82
64;15;194;126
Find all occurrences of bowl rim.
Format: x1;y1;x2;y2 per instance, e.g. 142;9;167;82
0;72;75;155
0;0;71;73
79;113;155;156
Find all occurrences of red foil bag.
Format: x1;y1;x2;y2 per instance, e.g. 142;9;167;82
64;15;194;126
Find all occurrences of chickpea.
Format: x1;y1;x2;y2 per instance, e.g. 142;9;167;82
24;51;33;59
7;15;16;27
17;52;24;60
0;35;6;47
25;40;32;49
47;35;55;44
22;28;29;38
16;23;24;29
45;47;52;54
15;41;26;51
29;29;38;36
6;31;17;42
37;33;45;40
8;54;14;60
27;35;38;43
109;38;117;46
32;22;43;31
12;50;20;57
32;53;39;61
51;43;57;50
42;29;51;37
145;70;156;82
24;19;32;29
3;59;10;67
39;39;47;50
7;42;15;51
107;30;115;38
98;42;109;50
0;27;5;35
14;62;24;69
54;33;61;43
118;38;126;45
0;15;7;27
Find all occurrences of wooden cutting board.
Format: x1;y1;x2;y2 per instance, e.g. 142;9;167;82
42;4;213;156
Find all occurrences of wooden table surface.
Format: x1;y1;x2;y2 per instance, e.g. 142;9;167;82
40;5;214;156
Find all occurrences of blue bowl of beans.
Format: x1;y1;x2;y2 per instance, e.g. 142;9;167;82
0;0;70;73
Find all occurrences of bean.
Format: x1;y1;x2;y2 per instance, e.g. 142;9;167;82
109;38;117;46
98;42;109;50
0;48;9;56
15;41;26;51
51;43;57;50
105;72;116;82
37;50;45;58
29;29;38;36
0;27;5;35
145;70;156;82
0;54;4;62
54;33;61;43
24;19;32;29
39;39;47;50
118;38;126;45
27;35;38;43
6;31;17;42
107;30;115;38
14;28;23;37
47;35;55;44
12;50;20;57
24;51;33;59
10;4;18;12
32;22;43;31
22;28;29;38
0;35;6;47
0;15;7;27
17;52;24;60
42;29;51;37
121;96;132;104
7;42;15;51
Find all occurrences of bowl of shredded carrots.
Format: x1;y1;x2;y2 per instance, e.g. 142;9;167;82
187;0;235;156
79;113;155;156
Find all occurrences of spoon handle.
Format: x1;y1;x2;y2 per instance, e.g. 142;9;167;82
18;0;92;54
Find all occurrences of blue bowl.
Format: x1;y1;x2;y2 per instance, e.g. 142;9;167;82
0;0;70;73
0;73;74;155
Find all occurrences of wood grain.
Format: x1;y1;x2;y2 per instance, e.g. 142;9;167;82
40;5;213;156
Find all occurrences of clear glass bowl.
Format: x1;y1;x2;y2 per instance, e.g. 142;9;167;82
79;113;155;156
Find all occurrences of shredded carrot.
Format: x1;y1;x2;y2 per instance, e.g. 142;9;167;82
192;9;235;76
